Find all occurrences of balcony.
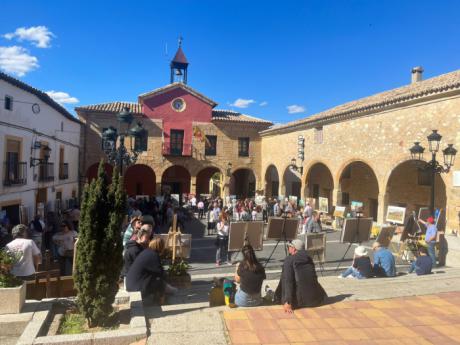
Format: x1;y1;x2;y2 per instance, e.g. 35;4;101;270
59;163;69;180
39;162;54;182
162;143;192;157
3;161;27;186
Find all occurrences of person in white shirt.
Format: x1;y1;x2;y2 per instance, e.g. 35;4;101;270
190;196;197;213
6;224;41;280
197;199;205;219
53;221;78;275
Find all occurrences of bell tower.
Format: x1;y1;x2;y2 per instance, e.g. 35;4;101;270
170;36;189;84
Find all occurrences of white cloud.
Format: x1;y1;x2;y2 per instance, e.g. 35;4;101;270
287;104;306;114
4;26;55;48
259;101;268;106
0;46;39;76
46;90;79;105
231;98;255;108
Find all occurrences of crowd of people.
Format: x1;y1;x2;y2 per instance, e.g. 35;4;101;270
0;192;440;313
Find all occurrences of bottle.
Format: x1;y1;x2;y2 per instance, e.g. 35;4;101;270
264;285;274;302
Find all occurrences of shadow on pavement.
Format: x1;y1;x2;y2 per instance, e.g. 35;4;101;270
323;293;353;305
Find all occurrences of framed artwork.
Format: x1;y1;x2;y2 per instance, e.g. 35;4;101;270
318;197;328;213
386;206;406;225
333;206;346;218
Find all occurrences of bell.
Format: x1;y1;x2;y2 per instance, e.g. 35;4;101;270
175;68;183;76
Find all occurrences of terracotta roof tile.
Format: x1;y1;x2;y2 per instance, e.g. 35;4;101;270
75;101;143;114
262;69;460;134
212;109;273;125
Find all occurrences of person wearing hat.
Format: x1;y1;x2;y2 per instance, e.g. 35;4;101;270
418;216;437;267
6;224;42;280
338;246;372;279
123;216;143;248
274;239;327;313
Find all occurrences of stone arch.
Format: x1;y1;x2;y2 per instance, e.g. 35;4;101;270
304;162;334;212
384;159;447;227
229;168;256;198
196;166;222;197
161;165;191;196
264;165;280;198
338;160;379;220
282;166;301;200
86;162;113;184
124;164;156;197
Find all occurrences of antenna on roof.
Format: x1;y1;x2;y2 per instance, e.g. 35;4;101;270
178;35;183;47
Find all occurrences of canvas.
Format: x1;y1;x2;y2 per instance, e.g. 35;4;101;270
266;217;298;241
386;205;406;224
376;226;396;247
333;205;346;218
318;197;329;213
228;222;264;251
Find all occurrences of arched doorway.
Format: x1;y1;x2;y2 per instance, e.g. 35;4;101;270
196;166;222;197
264;165;280;198
385;160;447;227
161;165;191;196
230;169;256;198
124;164;156;197
86;162;113;184
282;166;301;200
304;163;334;212
339;161;379;220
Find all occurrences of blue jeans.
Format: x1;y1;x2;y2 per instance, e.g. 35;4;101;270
235;289;262;307
427;242;436;267
341;266;365;279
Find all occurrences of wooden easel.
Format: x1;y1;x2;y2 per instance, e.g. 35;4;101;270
168;214;183;263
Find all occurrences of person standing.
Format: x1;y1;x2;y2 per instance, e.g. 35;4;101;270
234;245;266;307
6;224;41;280
418;216;437;267
122;224;152;286
215;212;230;266
52;221;78;276
29;214;45;252
197;199;205;219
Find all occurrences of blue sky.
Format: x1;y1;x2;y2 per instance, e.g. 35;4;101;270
1;1;460;124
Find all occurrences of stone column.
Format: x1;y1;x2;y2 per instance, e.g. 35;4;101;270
332;188;341;206
377;192;389;224
190;175;197;195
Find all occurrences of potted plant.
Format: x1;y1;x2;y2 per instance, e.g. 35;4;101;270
167;259;191;288
0;248;26;314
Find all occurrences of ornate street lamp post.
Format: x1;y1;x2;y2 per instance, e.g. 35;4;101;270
409;130;457;215
101;106;147;175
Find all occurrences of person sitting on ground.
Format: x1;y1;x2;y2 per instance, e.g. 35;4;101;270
408;246;433;275
121;224;152;280
418;216;437;267
123;216;142;248
234;245;266;307
6;224;41;280
52;220;78;276
126;237;177;304
339;246;373;279
372;241;396;277
305;211;322;234
274;239;327;313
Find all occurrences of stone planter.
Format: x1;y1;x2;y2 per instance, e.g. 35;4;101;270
0;282;26;314
167;272;191;288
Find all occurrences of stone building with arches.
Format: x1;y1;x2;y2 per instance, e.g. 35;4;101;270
76;43;460;233
261;68;460;233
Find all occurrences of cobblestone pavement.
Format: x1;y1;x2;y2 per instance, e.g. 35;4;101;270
223;291;460;345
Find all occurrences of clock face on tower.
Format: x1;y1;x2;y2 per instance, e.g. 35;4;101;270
171;98;186;112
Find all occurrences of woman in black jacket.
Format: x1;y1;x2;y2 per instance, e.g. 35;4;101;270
126;237;166;303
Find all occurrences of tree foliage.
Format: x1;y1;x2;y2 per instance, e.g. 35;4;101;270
74;161;126;327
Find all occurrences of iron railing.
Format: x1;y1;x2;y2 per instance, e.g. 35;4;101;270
3;161;27;186
39;162;54;182
59;163;69;180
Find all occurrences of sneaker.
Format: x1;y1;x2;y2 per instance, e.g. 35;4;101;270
337;275;344;279
215;262;221;267
346;275;354;279
226;261;233;266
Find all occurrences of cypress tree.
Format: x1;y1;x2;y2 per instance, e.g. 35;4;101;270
74;161;126;327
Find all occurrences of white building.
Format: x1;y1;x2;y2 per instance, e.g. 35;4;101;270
0;72;81;226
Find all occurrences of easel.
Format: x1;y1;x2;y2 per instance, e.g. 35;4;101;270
398;212;423;263
264;216;289;268
335;214;363;271
168;214;183;263
306;233;326;276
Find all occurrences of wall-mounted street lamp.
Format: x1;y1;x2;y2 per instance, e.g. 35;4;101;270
290;135;305;175
30;143;51;167
409;129;457;214
101;106;147;175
